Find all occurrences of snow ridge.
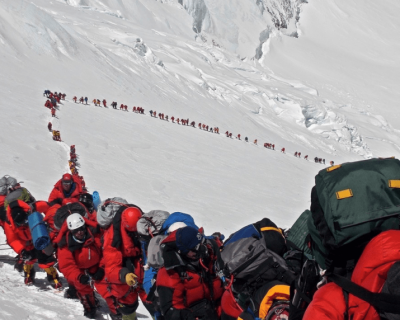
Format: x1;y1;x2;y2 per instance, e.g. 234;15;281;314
301;102;372;158
179;0;306;58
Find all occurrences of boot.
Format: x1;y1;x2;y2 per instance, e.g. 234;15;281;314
14;255;24;272
108;311;123;320
44;266;63;289
122;312;137;320
77;292;97;319
94;294;100;308
23;264;36;285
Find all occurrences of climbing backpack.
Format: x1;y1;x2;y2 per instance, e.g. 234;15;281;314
285;210;312;256
0;176;8;196
97;197;129;228
221;235;295;296
0;175;21;196
307;157;400;270
0;195;6;223
137;210;170;242
161;212;199;233
4;187;35;209
221;219;295;296
54;202;88;230
223;218;287;257
146;234;168;269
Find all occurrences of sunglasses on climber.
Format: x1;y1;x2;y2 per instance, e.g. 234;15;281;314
187;237;208;259
72;226;85;234
190;240;204;253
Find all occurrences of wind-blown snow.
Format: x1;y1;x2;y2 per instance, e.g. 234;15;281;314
0;0;399;318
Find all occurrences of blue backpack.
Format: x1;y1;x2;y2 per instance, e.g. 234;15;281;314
161;212;199;233
224;224;260;246
221;218;293;296
223;218;286;256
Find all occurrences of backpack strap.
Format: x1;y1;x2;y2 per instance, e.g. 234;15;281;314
260;226;283;235
286;239;303;252
111;204;141;248
329;273;400;314
144;217;158;237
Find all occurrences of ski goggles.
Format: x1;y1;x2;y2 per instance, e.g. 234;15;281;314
72;226;85;234
188;237;207;257
191;238;205;252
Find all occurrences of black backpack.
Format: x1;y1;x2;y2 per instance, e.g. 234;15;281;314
54;202;88;230
221;218;295;296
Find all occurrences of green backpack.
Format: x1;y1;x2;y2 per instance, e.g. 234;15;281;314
308;158;400;270
286;209;312;257
4;187;35;210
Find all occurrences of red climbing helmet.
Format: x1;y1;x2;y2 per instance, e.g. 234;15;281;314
121;207;142;232
62;173;73;184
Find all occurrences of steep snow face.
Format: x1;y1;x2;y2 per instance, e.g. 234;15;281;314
0;0;399;318
0;1;79;57
0;0;398;166
262;0;400;134
62;0;194;37
178;0;305;57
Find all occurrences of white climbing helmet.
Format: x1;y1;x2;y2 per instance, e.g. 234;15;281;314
67;213;85;231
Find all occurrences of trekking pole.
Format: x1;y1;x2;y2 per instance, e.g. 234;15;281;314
0;243;9;246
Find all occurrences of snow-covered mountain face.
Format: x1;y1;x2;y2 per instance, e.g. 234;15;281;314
0;0;400;319
179;0;305;57
0;0;399;227
2;0;398;163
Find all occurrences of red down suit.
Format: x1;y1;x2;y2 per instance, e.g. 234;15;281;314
4;200;49;254
304;230;400;320
56;218;103;293
102;207;150;315
48;175;84;204
4;200;54;268
56;217;114;315
156;231;224;320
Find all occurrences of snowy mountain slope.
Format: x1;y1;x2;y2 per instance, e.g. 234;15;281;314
0;91;327;320
179;0;305;56
262;0;400;147
2;0;396;161
0;0;399;318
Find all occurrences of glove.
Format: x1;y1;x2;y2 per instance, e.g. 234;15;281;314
79;274;90;285
125;273;138;287
48;198;63;207
20;249;33;261
91;267;105;281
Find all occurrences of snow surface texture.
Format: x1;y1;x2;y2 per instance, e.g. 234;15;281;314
0;0;399;318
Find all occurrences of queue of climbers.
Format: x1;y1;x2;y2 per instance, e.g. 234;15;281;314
68;145;86;187
44;91;63;142
2;156;400;320
47;89;334;165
